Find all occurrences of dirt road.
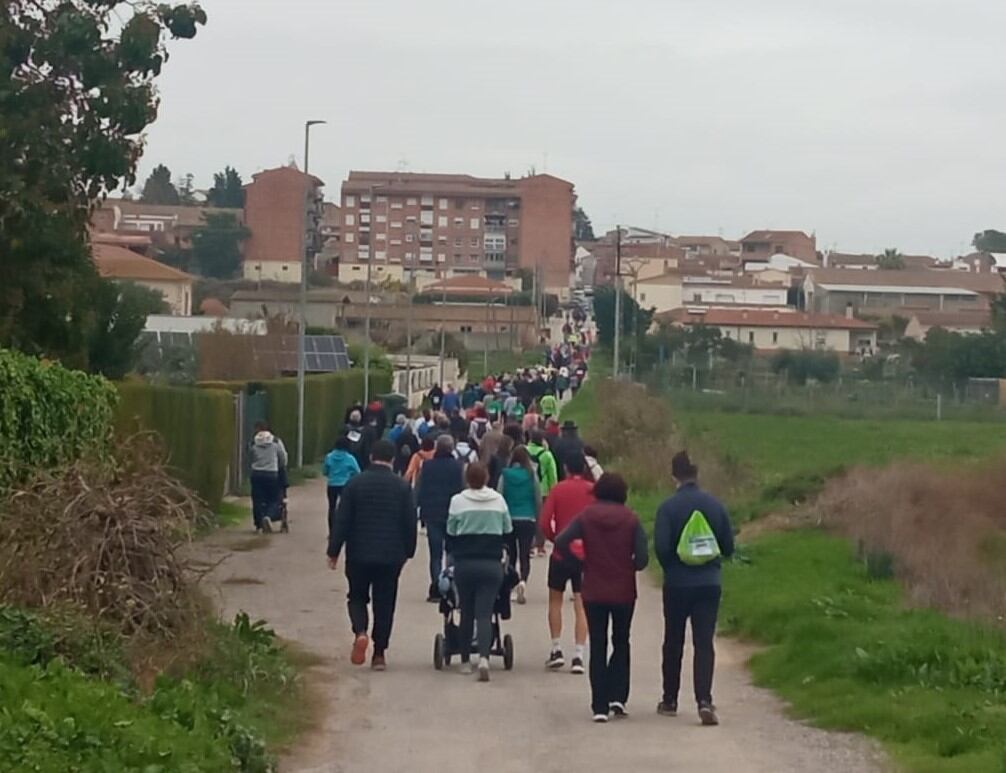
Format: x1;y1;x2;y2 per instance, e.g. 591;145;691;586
203;478;884;773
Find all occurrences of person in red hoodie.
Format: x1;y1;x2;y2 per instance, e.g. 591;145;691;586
539;454;595;674
556;473;649;722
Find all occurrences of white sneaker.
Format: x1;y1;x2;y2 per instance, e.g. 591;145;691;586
592;713;609;723
515;581;526;605
458;662;473;675
610;702;628;718
477;657;490;682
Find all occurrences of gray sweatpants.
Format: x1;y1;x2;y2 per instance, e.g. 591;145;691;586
454;558;503;662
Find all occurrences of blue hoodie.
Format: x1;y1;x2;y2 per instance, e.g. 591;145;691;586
323;448;361;487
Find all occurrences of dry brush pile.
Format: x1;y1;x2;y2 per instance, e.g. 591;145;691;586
0;434;210;638
812;460;1006;621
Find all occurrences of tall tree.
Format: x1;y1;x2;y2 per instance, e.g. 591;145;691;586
0;1;205;366
176;172;197;205
573;206;595;241
876;248;905;270
973;229;1006;253
191;212;250;278
206;166;245;208
141;164;180;204
88;282;168;379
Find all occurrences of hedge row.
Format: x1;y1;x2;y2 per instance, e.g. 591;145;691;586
258;370;391;464
0;349;116;491
114;383;234;509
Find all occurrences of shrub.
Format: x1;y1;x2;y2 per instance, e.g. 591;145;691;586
115;382;234;508
770;349;841;385
0;348;116;491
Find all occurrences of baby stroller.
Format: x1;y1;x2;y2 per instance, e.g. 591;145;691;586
433;555;518;671
268;465;290;533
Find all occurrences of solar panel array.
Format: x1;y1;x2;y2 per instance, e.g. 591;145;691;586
248;335;350;374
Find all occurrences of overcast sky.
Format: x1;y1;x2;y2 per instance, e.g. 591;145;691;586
139;0;1006;257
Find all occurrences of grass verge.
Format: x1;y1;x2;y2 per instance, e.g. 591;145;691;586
723;530;1006;772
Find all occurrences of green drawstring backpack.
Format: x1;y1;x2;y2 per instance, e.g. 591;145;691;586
677;510;721;565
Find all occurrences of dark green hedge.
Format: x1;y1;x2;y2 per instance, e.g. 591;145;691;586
258;370;391;464
114;383;234;509
0;349;117;491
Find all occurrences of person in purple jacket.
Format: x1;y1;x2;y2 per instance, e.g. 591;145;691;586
555;473;648;723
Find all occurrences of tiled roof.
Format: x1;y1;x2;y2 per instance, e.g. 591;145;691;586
665;307;878;331
741;230;813;242
101;198;242;228
92;243;192;282
806;267;1003;293
421;275;514;294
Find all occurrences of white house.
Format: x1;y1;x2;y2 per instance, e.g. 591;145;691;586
635;272;789;314
93;243;193;316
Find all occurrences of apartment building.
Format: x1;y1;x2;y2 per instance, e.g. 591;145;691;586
337;171;574;296
740;230;818;263
242;165;324;284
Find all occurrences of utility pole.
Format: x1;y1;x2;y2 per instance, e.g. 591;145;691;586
405;257;414;399
613;224;622;379
363;185;375;405
438;281;446;386
296;119;326;468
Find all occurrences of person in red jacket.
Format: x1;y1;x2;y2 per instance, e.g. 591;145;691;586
556;473;649;722
539;454;595;673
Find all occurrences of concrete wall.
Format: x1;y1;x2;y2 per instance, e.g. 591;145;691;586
714;325;875;353
242;260;302;284
636;281;683;313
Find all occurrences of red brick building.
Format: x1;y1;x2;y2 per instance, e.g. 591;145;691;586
242;165;323;284
740;230;818;263
337;171;574;296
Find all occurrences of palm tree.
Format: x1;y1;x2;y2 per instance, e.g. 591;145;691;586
876;248;905;270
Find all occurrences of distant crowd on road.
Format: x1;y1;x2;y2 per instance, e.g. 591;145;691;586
319;325;735;725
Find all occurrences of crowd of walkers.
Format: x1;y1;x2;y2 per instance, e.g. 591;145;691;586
319;335;735;725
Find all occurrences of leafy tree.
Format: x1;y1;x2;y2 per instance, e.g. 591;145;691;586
88;282;169;379
876;248;905;270
593;285;654;355
0;1;206;368
771;349;841;385
573;206;595;241
191;212;250;278
973;229;1006;253
206;166;245;208
141;163;180;204
176;172;196;205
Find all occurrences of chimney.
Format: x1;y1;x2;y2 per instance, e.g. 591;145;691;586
845;302;854;320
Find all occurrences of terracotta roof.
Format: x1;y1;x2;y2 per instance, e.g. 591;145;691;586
664;307;878;331
90;231;152;248
92;243;192;282
421;275;514;295
101;198;242;228
741;230;813;242
343;171;571;197
828;252;941;270
806;267;1003;293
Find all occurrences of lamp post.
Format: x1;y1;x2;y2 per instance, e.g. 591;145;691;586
296;119;326;469
613;224;622;379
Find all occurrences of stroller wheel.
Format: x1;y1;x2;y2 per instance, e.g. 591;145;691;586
433;633;445;671
503;634;514;671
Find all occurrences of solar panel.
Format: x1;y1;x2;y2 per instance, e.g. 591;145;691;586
244;334;350;375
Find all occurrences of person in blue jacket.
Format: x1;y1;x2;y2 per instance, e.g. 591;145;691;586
324;436;361;527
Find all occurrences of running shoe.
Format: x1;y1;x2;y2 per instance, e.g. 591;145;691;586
458;661;473;675
371;653;387;672
570;657;585;674
515;581;526;605
656;701;678;717
477;658;490;682
546;649;565;669
609;702;628;718
698;702;719;726
350;634;369;666
592;713;609;723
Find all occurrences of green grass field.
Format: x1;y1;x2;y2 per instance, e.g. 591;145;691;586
678;411;1006;521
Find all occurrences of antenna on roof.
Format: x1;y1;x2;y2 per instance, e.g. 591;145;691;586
287;155;298;169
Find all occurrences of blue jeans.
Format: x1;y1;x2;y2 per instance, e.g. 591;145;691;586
426;520;447;588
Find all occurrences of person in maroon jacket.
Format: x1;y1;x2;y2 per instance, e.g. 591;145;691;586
555;473;649;723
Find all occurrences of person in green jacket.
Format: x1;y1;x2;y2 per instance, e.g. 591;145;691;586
539;391;559;420
498;445;542;604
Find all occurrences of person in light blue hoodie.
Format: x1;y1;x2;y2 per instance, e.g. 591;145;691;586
323;436;361;528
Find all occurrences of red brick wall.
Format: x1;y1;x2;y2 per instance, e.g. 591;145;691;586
244;167;316;265
517;175;573;289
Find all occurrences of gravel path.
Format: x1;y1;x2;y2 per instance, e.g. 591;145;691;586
202;478;886;773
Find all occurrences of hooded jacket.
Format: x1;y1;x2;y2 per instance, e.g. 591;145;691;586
416;453;464;525
555;502;648;605
249;431;288;473
446;487;513;561
323;448;361;487
654;481;734;588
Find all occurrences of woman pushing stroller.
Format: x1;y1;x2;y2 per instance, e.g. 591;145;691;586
446;462;513;682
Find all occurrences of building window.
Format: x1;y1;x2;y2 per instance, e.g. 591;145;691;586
470;218;479;230
376;195;387;203
772;331;779;344
470;254;479;262
345;214;355;226
376;214;387;224
508;218;519;227
692;293;702;302
360;193;371;204
406;215;417;223
375;250;387;260
405;234;414;243
376;232;386;241
407;197;417;206
640;292;646;302
405;251;414;260
345;195;356;207
438;235;447;243
391;200;403;209
748;331;755;344
438;215;448;228
421;195;433;207
390;238;402;246
454;238;462;247
453;217;464;226
470;237;479;247
281;265;288;271
438;198;448;210
437;253;446;263
345;233;355;243
470;202;481;210
455;199;465;209
460;325;473;333
391;221;402;228
420;210;434;226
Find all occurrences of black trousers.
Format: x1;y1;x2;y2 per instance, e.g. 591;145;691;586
454;558;503;662
584;601;635;715
661;584;721;706
507;520;538;582
249;471;279;527
345;561;403;652
326;485;344;535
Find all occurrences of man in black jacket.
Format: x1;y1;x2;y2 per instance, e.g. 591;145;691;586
549;420;585;482
653;451;734;726
415;435;464;602
328;440;417;671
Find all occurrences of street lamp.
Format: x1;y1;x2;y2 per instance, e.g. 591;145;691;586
296;119;326;469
